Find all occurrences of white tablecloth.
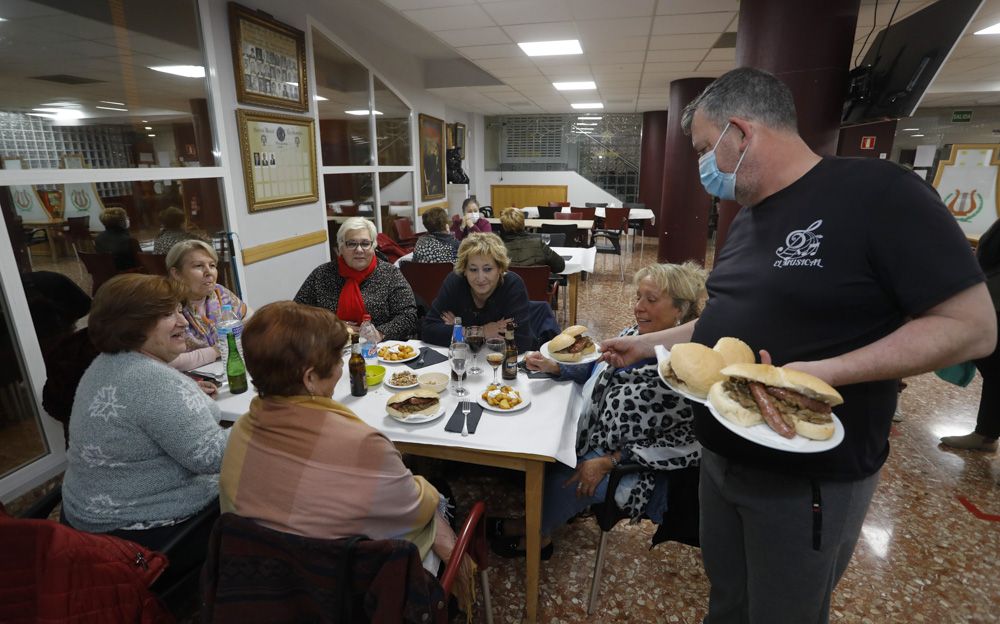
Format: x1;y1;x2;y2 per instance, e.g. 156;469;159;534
552;246;596;275
214;341;583;467
520;206;655;224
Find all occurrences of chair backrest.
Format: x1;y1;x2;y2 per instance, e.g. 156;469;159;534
554;212;582;221
585;202;608;208
602;207;631;231
136;252;168;276
65;216;92;242
339;204;359;216
556;201;571;207
546;202;562;208
375;232;408;264
394;216;416;240
508;265;552;302
400;261;454;310
479;205;493;217
541;232;566;247
77;251;119;294
540;224;578;247
536;205;557;219
571;207;597;220
623;202;646;210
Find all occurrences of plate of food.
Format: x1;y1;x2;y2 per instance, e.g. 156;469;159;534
541;325;600;364
655;338;755;404
706;363;845;453
477;383;531;412
377;341;420;363
384;369;419;390
386;389;445;424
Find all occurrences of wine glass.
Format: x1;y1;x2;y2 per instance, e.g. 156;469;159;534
450;342;470;397
466;326;485;375
485;337;505;385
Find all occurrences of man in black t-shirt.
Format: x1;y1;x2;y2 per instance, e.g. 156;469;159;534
602;68;994;624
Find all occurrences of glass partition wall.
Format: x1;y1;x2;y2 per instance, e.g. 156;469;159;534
311;26;416;243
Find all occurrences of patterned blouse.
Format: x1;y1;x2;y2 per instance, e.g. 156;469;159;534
182;284;248;351
294;259;418;340
153;229;203;256
412;232;459;264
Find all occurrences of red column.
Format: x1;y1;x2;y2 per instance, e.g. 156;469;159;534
639;111;668;236
659;78;714;264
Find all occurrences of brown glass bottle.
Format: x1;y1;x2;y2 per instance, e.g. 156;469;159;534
349;334;367;397
501;321;517;381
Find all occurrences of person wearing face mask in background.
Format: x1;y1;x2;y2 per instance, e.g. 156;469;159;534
94;207;141;271
600;68;993;624
450;197;492;241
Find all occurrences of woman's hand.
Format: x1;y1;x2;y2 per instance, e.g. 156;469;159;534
441;310;456;325
484;318;512;339
463;214;477;229
525;351;559;375
564;456;612;498
197;380;218;398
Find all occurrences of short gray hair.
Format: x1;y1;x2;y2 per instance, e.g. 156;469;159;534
336;217;377;247
681;67;798;136
166;239;217;271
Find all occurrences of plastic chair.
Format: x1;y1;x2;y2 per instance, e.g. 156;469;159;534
508;265;558;304
536;206;557;220
136;252;168;276
592;207;630;282
540;224;578;248
554;212;583;220
555;201;571;207
376;232;410;264
624;202;648;254
393;217;419;249
77;251;121;294
587;464;700;614
584;202;608;208
400;261;455;314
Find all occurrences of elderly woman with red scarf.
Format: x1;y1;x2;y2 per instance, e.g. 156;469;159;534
294;217;417;341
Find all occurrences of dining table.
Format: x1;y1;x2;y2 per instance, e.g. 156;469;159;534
211;340;584;623
23;217;68;260
519;205;657;224
485;217;594;231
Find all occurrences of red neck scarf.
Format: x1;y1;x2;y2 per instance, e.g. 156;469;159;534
336;254;377;323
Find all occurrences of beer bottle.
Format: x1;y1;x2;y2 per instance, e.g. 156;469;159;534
226;332;248;394
501;321;517;381
349;334;367;397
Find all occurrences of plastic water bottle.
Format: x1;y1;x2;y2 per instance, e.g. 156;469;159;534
359;314;380;365
451;316;464;346
216;304;243;363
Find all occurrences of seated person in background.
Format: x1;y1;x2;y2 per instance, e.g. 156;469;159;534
295;216;417;340
422;233;532;351
413;207;459;263
94;207;140;270
220;301;473;599
450;198;492;241
61;274;229;582
499;207;566;274
492;262;707;558
153;205;206;255
167;240;252;371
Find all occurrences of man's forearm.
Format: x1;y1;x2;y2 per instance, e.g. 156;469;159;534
640;320;697;352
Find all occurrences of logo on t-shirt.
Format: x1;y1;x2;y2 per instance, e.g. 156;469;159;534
774;219;824;268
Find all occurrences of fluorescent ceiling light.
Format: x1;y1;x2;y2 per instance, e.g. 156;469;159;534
148;133;156;137
571;102;604;110
902;127;919;131
911;134;925;137
148;65;205;78
41;101;78;107
144;126;152;130
314;95;328;101
578;116;602;120
30;107;85;120
345;109;382;115
100;100;125;106
95;105;128;111
518;39;582;57
974;22;1000;34
0;17;7;22
576;122;597;126
553;81;596;91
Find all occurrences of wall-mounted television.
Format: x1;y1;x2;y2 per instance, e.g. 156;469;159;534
842;0;984;125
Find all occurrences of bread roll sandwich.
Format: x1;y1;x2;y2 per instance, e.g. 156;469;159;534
659;342;726;399
708;363;843;440
547;325;597;362
386;389;440;419
713;337;754;366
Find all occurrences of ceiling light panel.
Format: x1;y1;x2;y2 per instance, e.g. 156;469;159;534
571;102;604;109
553;81;597;90
517;39;583;56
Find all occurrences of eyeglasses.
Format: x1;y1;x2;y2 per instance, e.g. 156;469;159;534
344;240;373;250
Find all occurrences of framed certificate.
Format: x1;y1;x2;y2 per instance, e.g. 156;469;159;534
228;2;309;112
236;109;318;212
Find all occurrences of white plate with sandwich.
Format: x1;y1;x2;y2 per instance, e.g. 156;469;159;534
541;325;600;364
655;338;756;405
386;389;445;424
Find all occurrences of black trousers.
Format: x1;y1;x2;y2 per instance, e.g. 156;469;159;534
974;310;1000;438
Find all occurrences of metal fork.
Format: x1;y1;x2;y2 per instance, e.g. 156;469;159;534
415;347;426;367
461;400;471;437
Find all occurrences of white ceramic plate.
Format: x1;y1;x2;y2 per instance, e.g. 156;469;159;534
540;339;601;364
387;404;446;424
704;400;845;453
384;369;420;390
654;346;709;405
476;388;531;412
377;341;420;364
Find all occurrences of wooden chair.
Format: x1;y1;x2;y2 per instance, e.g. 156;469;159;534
136;252;169;276
400;261;455;314
536;205;557;220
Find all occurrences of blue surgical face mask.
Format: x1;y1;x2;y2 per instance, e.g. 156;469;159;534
698;122;749;201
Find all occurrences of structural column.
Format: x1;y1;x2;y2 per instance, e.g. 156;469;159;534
714;0;861;254
639;111;668;236
658;78;714;264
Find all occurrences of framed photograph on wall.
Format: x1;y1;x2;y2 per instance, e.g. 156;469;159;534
228;2;309;112
451;122;466;160
236;109;318;212
419;114;446;201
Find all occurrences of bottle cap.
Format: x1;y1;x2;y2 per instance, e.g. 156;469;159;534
454;317;462;324
362;314;372;322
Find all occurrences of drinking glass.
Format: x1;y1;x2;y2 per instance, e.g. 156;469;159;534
450;342;470;397
466;326;485;374
485;338;505;384
540;233;551;246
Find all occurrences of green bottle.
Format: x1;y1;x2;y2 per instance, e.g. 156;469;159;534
226;332;248;394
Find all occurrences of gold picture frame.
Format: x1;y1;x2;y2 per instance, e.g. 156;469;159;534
229;2;309;112
236;109;318;212
419;114;446;201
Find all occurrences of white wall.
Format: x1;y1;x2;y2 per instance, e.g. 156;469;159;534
476;170;623;209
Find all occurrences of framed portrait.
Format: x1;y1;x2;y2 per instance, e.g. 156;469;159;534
228;2;309;112
419;114;446;201
236;109;318;212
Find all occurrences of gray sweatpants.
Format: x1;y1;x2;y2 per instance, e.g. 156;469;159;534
700;447;879;624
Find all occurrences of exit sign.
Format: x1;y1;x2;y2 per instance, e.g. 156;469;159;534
952;110;973;123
